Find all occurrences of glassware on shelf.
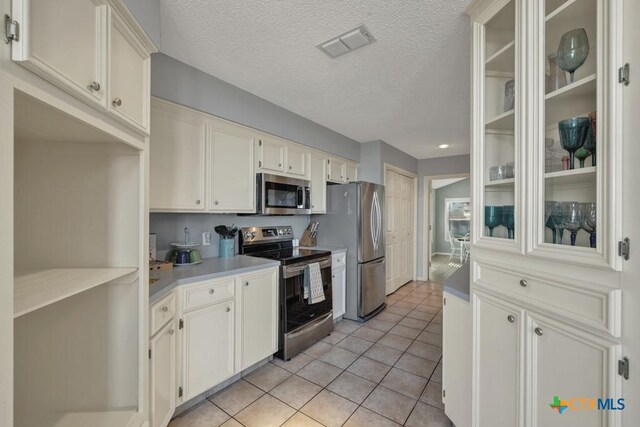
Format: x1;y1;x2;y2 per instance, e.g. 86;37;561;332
580;202;597;248
562;155;571;170
504;80;515;112
505;162;515;179
546;53;568;93
586;111;597;166
562;201;583;246
545;201;559;243
545;138;565;173
485;206;503;237
489;165;507;181
501;205;515;239
557;28;590;83
551;202;566;244
559;117;590;170
574;146;591;168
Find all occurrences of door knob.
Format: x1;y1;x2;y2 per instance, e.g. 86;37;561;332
88;81;101;92
534;327;544;336
112;97;122;107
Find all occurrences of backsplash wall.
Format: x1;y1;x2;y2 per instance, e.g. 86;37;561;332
150;213;310;259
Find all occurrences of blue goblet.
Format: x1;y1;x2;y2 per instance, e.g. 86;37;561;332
501;205;515;239
551;203;566;244
545;201;558;243
562;201;582;246
559;117;590;170
584;118;596;167
580;202;596;248
485;206;503;238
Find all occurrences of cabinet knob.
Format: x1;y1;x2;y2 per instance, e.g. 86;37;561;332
196;199;201;205
520;279;528;287
244;281;249;286
332;275;335;279
162;306;168;312
507;315;516;323
209;289;215;294
169;329;174;335
279;163;282;167
312;205;315;208
214;200;219;205
534;327;544;336
112;97;123;107
289;165;293;170
226;307;231;312
88;81;101;92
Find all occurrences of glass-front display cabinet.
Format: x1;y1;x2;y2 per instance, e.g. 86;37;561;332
471;0;622;270
471;0;524;250
531;0;620;270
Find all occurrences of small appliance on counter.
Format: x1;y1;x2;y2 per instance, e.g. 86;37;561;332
169;227;203;266
239;225;333;360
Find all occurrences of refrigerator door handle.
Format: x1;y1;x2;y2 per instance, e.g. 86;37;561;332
370;194;377;250
375;191;382;248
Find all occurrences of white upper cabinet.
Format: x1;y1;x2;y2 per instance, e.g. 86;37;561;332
11;0;108;107
209;125;256;213
238;269;278;370
150;103;207;211
310;154;327;213
286;144;308;177
257;138;286;173
109;9;151;132
345;163;358;183
327;158;346;183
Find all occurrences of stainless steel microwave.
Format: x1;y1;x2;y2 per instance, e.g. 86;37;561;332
256;173;311;215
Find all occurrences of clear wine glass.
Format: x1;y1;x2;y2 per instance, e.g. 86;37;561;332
580;202;597;248
562;201;583;246
557;28;590;83
485;206;503;237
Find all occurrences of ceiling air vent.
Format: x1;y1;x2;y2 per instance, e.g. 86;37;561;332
318;24;376;58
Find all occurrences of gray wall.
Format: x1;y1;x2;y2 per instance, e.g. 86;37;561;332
151;54;361;161
416;155;470;278
150;214;310;260
358;140;418;185
434;179;471;254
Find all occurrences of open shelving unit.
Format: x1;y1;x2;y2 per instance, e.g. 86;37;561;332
13;91;143;427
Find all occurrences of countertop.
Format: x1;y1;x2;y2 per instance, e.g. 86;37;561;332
444;261;470;302
298;245;347;254
149;255;280;304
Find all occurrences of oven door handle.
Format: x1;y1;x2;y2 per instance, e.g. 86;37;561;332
282;257;332;278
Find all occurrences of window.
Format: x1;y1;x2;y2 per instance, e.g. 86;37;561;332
445;198;471;242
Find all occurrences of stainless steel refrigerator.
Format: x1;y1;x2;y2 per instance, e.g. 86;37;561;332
313;182;386;321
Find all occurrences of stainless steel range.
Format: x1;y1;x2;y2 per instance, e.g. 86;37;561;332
239;226;333;360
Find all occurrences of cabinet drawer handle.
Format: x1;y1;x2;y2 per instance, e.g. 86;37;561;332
88;81;101;92
507;315;516;323
519;279;527;287
196;199;201;205
209;289;215;294
162;306;168;312
244;281;249;286
535;327;544;336
169;329;174;335
112;97;123;107
226;307;231;312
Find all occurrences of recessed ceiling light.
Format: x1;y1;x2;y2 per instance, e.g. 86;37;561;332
438;144;450;149
318;25;376;58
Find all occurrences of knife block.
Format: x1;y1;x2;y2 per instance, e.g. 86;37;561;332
299;229;316;247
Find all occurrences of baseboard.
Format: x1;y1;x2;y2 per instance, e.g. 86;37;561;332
433;252;450;256
416;275;427;281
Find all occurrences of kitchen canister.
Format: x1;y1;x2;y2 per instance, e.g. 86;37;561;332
219;238;235;258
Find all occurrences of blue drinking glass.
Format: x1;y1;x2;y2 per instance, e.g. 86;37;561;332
557;28;589;83
584;123;596;167
501;205;515;239
562;201;583;246
545;201;558;243
485;206;503;237
580;202;597;248
559;117;590;170
551;203;566;244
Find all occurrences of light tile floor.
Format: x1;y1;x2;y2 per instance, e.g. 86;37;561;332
169;280;452;427
429;255;463;284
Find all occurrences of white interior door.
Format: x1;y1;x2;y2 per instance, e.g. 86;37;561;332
385;169;415;293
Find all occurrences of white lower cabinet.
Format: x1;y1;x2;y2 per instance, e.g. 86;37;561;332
182;300;235;401
150;319;176;427
239;269;278;370
331;253;346;319
473;292;523;427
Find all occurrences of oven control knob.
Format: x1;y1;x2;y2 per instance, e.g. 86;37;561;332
245;232;253;239
251;231;256;238
278;229;284;235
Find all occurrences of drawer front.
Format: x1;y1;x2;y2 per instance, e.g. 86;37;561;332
151;292;176;336
183;277;236;312
473;260;620;336
332;252;346;270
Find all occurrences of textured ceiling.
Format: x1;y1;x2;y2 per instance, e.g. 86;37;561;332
159;0;471;159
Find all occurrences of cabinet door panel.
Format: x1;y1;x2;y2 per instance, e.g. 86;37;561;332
310;155;327;213
332;266;346;319
239;270;277;369
150;320;176;427
327;159;345;182
110;14;148;131
345;164;358;183
530;314;619;427
286;145;307;177
210;127;255;212
13;0;107;106
150;107;206;211
183;301;235;400
258;139;285;172
474;293;522;427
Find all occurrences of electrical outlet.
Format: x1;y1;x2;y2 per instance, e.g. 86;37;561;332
202;232;211;246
